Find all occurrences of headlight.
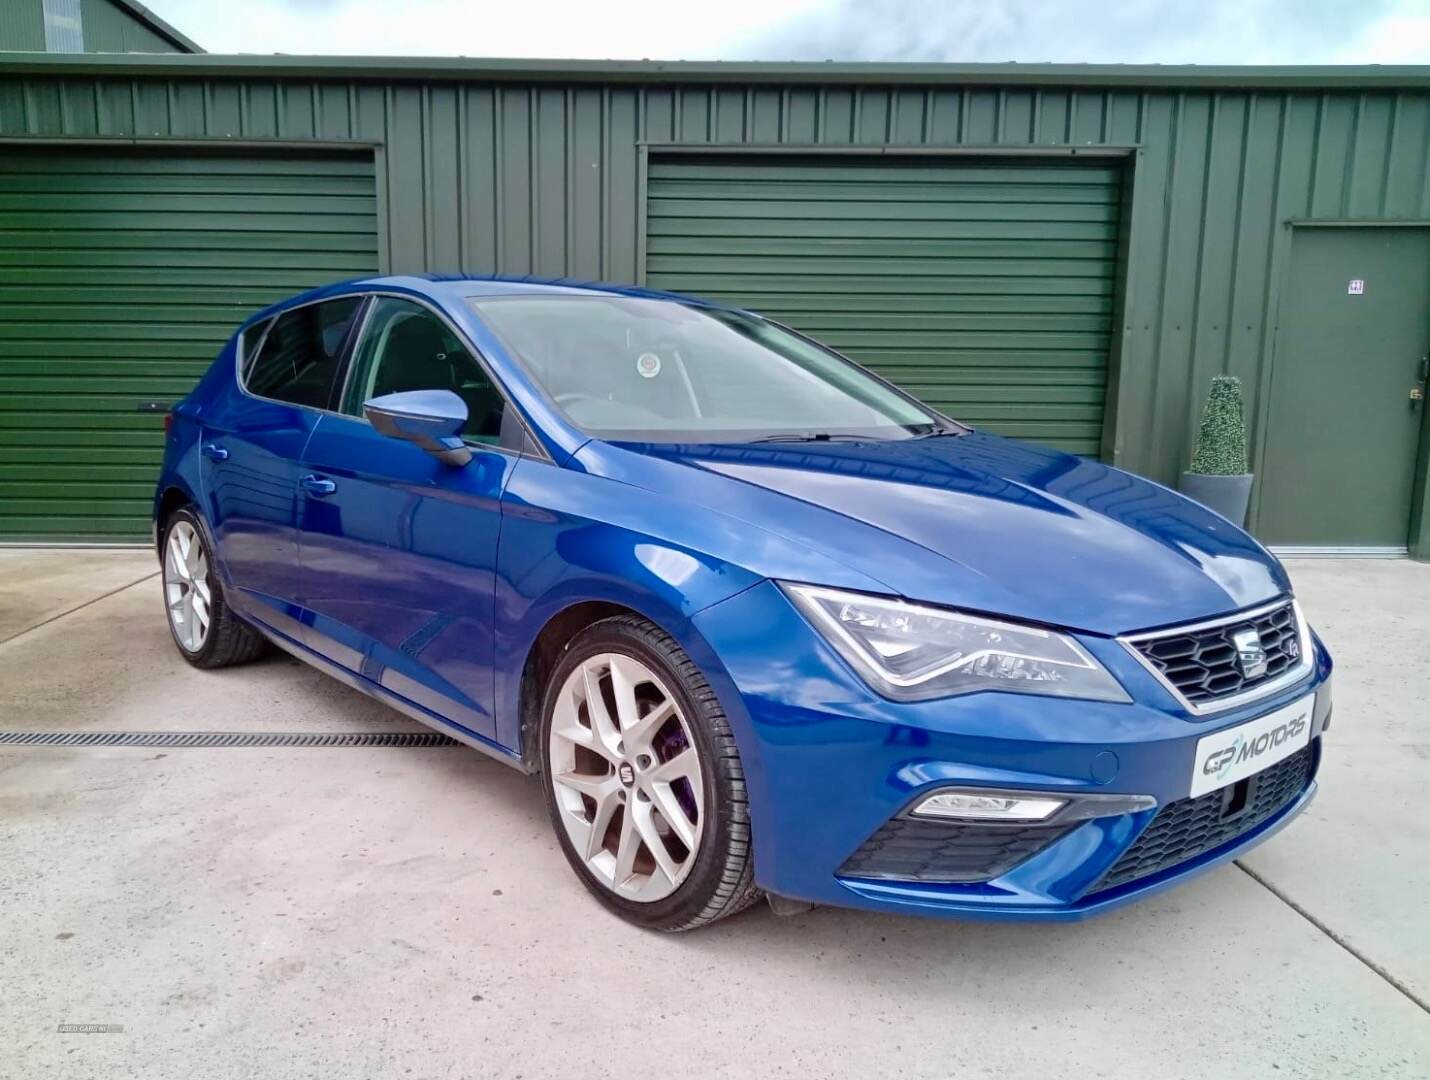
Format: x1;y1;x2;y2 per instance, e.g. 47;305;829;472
781;583;1130;704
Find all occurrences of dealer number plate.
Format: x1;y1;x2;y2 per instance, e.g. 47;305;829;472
1189;694;1313;798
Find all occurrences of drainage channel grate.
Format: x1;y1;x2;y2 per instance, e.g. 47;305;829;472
0;730;459;748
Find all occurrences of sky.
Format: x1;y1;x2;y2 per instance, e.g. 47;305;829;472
147;0;1430;64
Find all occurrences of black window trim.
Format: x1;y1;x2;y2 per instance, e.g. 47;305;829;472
236;315;275;384
234;292;368;420
332;289;551;462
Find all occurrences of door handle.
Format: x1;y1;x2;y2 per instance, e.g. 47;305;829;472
300;474;337;497
202;442;229;462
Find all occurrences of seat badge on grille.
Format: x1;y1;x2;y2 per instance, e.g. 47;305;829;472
1232;628;1268;679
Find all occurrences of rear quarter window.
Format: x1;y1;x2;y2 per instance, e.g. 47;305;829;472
237;318;272;382
242;297;363;410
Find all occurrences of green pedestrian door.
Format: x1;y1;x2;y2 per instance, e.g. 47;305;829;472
644;155;1122;455
1257;229;1430;550
0;147;380;542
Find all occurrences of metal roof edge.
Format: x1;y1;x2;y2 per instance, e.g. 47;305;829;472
0;53;1427;88
104;0;204;54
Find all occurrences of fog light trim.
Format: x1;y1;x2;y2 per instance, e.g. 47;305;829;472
911;790;1065;822
908;787;1158;825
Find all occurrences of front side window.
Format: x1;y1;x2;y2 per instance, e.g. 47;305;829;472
243;297;362;410
341;297;508;445
468;295;940;443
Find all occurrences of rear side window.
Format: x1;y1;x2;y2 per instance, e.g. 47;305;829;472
243;297;362;409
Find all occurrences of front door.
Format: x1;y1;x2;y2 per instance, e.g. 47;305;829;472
1257;229;1430;549
297;295;521;746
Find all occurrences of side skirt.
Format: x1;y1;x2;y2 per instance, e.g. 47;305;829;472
247;614;533;775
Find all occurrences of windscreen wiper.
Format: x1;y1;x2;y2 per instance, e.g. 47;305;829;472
911;425;971;439
746;432;888;444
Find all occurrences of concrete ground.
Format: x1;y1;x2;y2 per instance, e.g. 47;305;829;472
1;550;1427;1080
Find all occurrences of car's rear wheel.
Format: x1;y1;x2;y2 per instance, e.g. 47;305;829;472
538;614;759;931
161;507;267;669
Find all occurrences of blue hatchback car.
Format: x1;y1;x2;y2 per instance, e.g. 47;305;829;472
154;275;1331;931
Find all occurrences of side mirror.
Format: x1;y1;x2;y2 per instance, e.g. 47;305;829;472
363;389;471;466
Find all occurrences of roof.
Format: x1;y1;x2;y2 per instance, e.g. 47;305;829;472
244;274;724;327
105;0;203;54
0;53;1427;89
413;274;715;304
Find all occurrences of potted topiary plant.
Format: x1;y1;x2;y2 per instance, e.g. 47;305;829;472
1180;374;1253;526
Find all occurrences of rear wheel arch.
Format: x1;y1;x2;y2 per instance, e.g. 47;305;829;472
154;485;194;557
160;505;268;669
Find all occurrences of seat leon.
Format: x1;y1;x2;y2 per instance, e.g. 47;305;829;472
153;276;1331;931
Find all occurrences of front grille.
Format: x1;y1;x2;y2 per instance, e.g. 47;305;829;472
838;818;1071;883
1128;600;1303;707
1092;745;1314;893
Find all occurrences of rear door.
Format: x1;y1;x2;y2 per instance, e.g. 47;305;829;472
201;295;363;637
296;295;522;744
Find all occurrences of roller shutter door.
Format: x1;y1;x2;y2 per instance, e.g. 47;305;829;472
0;148;379;541
644;155;1121;455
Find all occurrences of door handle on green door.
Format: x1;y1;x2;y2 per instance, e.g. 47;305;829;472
300;474;337;497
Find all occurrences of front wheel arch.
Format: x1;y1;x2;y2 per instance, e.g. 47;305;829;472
510;590;748;776
536;612;761;930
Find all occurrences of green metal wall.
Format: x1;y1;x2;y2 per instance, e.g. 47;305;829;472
78;0;186;54
645;155;1122;454
1;68;1429;492
0;1;188;53
0;1;44;51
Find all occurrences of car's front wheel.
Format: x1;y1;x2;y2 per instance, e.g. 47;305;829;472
538;615;759;931
161;507;268;669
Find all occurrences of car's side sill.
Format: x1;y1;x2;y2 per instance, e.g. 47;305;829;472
248;616;533;775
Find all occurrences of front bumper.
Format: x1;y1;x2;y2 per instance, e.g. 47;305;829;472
689;581;1331;921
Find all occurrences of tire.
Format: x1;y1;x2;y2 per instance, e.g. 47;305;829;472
160;507;268;670
538;614;760;931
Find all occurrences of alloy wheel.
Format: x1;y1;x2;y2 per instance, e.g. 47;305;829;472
164;520;211;652
547;652;705;902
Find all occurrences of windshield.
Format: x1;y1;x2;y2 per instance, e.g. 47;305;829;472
467;295;945;443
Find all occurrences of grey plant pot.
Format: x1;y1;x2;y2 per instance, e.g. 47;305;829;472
1179;472;1254;527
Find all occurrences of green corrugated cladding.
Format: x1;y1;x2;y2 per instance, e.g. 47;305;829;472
1;70;1429;505
0;0;190;53
78;0;187;54
0;2;44;51
646;156;1121;453
0;148;378;539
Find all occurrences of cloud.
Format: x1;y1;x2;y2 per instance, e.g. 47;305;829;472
147;0;823;59
147;0;1430;63
724;0;1425;65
